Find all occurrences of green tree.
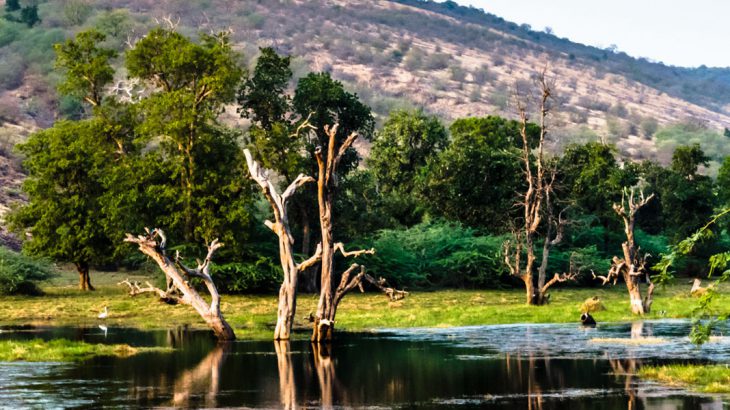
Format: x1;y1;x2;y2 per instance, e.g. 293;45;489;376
54;30;117;108
126;28;249;246
4;0;20;13
19;5;39;27
293;72;374;174
717;156;730;206
368;109;447;225
420;116;537;232
671;143;709;179
11;120;117;290
238;47;292;129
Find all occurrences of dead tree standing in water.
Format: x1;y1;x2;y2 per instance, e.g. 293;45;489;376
122;228;235;340
311;124;406;342
593;187;655;314
503;70;577;305
243;149;322;340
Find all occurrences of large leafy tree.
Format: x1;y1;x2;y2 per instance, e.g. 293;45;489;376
127;28;252;250
420;116;537;232
12;120;116;290
11;31;125;291
367;109;447;226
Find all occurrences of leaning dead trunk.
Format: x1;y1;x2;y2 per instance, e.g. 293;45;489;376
593;188;655;315
123;228;235;340
244;149;322;340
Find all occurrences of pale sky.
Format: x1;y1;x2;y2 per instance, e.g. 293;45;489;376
452;1;730;68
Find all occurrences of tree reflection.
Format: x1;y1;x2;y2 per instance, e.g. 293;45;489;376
171;342;230;407
312;342;336;409
275;341;296;410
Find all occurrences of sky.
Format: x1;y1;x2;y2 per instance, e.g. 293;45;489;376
452;1;730;68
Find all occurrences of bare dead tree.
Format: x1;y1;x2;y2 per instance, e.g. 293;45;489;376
311;124;406;342
504;68;576;305
594;187;655;314
122;228;235;340
244;149;321;340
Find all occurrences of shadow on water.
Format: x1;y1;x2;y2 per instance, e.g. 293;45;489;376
0;321;727;408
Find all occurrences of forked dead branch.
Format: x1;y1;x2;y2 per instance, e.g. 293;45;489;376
122;228;235;340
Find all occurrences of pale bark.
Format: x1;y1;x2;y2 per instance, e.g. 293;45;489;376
275;341;296;410
244;149;320;340
123;229;235;340
504;69;575;305
595;187;655;314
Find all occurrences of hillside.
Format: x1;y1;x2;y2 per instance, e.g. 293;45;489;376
2;0;730;167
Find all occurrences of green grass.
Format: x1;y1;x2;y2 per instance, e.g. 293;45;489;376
0;338;167;362
1;269;729;340
639;364;730;393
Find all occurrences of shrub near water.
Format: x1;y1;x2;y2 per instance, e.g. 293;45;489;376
358;221;507;288
0;247;55;295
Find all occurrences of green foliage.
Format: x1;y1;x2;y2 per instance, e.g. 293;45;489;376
293;71;374;174
357;221;508;288
238;47;292;129
213;257;282;293
10;119;119;270
370;109;447;192
420;116;536;232
0;246;55;295
716;156;730;206
653;208;730;343
54;30;117;106
655;123;730;168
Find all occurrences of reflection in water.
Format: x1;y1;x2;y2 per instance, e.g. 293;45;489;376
0;323;727;408
275;341;296;410
171;342;230;408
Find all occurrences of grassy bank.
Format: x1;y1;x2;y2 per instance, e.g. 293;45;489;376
1;270;728;339
0;338;167;362
639;364;730;393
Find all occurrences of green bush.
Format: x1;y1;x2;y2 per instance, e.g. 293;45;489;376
356;221;508;288
0;247;56;295
212;257;282;293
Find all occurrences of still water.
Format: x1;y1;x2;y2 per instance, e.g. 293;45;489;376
0;321;727;409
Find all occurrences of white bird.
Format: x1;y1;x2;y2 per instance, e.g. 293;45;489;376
98;306;109;319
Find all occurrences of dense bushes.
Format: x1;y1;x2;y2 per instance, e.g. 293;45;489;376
356;221;508;289
212;258;282;294
0;247;55;295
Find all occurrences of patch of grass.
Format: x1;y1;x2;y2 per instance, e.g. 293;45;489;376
0;338;168;362
639;364;730;393
1;272;729;340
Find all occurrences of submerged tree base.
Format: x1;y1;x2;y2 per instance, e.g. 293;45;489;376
639;364;730;393
0;339;169;362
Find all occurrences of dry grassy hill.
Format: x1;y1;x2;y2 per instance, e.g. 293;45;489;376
2;0;730;167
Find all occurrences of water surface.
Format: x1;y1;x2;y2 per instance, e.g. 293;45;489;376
0;321;727;409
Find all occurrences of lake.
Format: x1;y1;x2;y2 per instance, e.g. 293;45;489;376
0;321;727;409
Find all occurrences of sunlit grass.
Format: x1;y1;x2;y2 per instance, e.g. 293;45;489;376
0;338;168;362
1;271;728;340
639;364;730;393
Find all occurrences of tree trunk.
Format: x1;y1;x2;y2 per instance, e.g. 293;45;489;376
76;262;94;291
124;231;235;341
244;149;319;340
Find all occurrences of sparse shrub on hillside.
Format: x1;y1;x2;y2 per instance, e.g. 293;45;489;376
423;51;450;70
62;0;92;26
0;53;25;90
404;47;424;70
655;123;730;164
640;117;659;138
609;102;628;118
449;63;466;82
488;89;509;110
471;64;491;85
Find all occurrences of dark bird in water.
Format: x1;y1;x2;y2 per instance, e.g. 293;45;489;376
580;312;596;327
